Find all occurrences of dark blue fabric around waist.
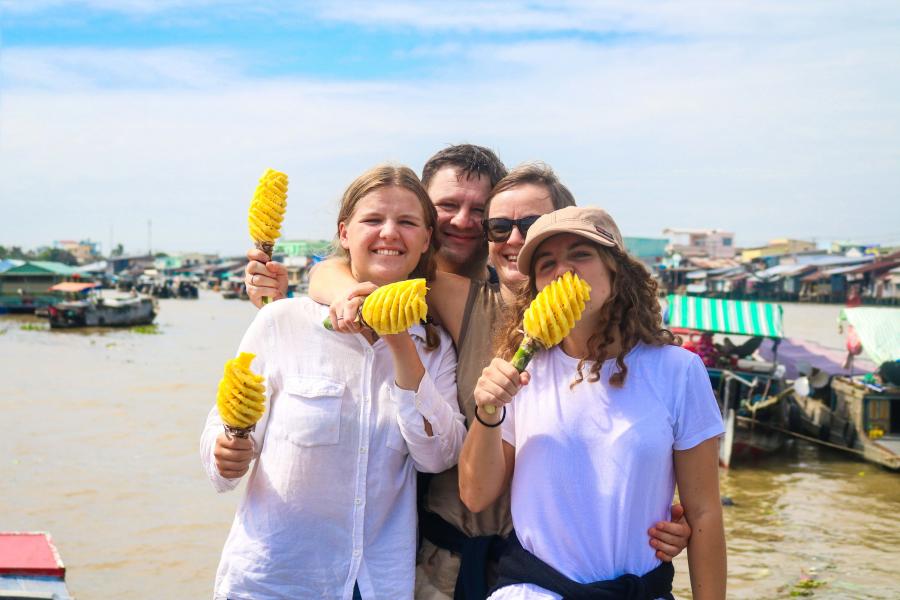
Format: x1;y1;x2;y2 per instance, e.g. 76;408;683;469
492;531;675;600
419;509;508;600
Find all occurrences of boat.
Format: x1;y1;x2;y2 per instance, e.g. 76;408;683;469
0;532;73;599
665;294;788;467
788;307;900;470
47;289;156;328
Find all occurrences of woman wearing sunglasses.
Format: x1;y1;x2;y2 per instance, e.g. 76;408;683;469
252;163;692;599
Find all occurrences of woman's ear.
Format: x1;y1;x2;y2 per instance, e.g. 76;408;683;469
338;222;350;250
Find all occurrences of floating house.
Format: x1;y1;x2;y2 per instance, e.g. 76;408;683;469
0;261;84;312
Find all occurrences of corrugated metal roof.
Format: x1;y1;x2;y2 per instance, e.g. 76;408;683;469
1;261;78;276
0;259;25;273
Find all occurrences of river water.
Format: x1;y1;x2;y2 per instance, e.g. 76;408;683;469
2;294;898;599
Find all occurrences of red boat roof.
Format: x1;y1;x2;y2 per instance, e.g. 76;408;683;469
49;281;99;293
0;532;66;578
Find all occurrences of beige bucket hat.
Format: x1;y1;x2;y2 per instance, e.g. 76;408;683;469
516;206;625;275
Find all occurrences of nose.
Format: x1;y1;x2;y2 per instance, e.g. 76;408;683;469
506;223;526;246
552;261;575;281
450;206;475;230
380;219;399;239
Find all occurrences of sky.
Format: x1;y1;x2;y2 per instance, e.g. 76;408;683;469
1;0;898;257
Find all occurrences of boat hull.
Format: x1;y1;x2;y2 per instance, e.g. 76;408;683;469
48;296;156;328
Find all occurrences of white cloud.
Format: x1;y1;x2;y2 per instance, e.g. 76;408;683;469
0;47;243;90
1;3;899;253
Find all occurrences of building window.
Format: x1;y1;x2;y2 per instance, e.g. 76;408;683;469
723;238;733;246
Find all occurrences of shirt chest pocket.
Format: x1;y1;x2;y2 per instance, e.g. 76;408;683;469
277;376;345;447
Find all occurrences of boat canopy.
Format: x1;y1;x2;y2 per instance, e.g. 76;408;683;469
666;294;784;338
839;307;900;365
49;281;100;293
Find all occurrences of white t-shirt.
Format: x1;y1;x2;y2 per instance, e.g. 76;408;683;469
493;343;724;600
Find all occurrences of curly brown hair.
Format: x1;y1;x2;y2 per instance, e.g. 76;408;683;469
495;242;680;387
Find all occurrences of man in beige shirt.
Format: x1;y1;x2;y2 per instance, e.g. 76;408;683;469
245;151;691;599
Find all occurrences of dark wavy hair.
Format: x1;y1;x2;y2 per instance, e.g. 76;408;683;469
495;242;680;387
421;144;508;189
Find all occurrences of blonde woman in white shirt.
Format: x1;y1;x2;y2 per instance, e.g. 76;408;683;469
201;165;467;600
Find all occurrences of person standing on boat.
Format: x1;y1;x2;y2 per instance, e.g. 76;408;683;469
244;159;693;599
459;206;726;599
202;165;467;600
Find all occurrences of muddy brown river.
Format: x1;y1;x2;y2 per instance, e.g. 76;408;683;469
2;294;898;598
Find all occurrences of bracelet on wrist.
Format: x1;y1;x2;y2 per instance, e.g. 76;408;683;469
475;405;506;428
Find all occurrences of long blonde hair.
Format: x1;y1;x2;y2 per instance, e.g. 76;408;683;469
495;243;679;387
332;164;442;349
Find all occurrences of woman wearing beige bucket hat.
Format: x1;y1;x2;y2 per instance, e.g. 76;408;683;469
459;206;726;599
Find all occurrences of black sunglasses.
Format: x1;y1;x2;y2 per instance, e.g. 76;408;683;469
483;215;542;243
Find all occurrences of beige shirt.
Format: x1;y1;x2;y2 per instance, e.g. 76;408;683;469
424;279;513;538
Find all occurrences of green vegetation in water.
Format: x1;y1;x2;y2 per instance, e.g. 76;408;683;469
788;578;827;597
20;323;48;331
132;324;161;335
0;328;7;335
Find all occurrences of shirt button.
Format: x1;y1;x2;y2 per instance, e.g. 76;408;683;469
353;548;361;557
359;446;367;454
355;498;362;506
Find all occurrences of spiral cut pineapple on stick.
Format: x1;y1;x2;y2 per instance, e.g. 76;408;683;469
324;278;428;336
217;352;266;438
485;271;592;414
247;168;289;305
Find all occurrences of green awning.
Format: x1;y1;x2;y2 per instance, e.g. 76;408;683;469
666;294;784;338
839;307;900;365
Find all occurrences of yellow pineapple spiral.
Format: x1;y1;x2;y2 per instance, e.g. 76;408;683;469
523;271;592;347
361;278;428;335
216;352;266;430
248;168;288;244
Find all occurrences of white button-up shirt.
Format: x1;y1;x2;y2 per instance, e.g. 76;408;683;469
201;297;465;600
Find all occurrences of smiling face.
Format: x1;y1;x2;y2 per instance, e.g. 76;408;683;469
487;183;556;289
338;186;432;286
532;233;615;328
426;166;492;276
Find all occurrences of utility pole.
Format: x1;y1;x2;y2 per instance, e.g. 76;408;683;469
148;219;152;255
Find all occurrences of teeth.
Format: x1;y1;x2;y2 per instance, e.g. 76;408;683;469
375;249;401;256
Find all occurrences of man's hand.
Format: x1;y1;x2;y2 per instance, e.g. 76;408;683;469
214;432;254;479
245;248;289;308
648;503;692;561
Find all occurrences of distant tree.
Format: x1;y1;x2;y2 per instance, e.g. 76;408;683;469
111;243;124;257
154;252;169;258
0;246;30;260
34;247;79;265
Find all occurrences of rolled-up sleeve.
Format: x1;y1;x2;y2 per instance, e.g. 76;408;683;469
394;338;465;473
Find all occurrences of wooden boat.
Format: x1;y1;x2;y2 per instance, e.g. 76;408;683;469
47;290;156;328
666;294;788;467
787;307;900;470
0;532;73;599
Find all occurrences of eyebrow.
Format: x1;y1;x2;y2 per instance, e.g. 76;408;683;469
356;209;423;220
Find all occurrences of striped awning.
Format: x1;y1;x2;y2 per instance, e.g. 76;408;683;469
666;294;784;338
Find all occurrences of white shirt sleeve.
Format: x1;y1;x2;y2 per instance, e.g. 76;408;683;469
394;337;466;473
673;353;725;451
200;307;275;492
